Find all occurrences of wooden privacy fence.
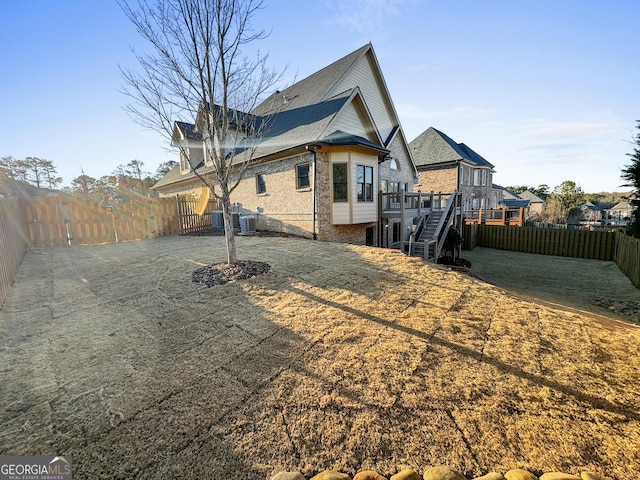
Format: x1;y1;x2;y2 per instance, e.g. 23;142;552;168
0;198;28;306
463;224;640;288
19;195;219;248
470;224;618;260
616;233;640;288
0;194;218;307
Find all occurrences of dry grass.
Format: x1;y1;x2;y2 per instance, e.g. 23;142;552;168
1;236;639;479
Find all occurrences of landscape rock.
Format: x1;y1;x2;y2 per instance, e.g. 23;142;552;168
423;466;467;480
310;470;352;480
539;474;580;480
580;473;612;480
353;471;388;480
504;470;538;480
390;469;422;480
592;297;640;322
272;473;307;480
473;473;506;480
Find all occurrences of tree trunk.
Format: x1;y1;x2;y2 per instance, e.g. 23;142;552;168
220;195;237;264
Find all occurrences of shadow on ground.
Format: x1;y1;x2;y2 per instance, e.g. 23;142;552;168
1;237;640;479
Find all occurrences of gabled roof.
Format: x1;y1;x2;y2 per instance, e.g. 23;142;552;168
253;44;371;117
609;201;633;210
156;44;416;189
174;121;202;141
518;190;546;203
409;127;494;168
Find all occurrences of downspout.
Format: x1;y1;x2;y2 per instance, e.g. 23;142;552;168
306;145;320;240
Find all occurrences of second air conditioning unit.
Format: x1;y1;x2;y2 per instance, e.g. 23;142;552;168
232;212;241;231
212;211;241;231
239;215;257;235
211;211;224;230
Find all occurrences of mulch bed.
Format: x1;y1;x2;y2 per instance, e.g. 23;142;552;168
185;228;304;238
187;229;292;286
192;260;271;287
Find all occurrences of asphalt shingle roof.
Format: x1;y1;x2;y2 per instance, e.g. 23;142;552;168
154;44;398;189
409;127;494;168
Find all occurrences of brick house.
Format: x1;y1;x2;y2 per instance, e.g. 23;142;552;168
153;44;417;246
409;127;499;212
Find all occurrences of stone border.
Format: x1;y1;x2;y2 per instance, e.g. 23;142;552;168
271;466;613;480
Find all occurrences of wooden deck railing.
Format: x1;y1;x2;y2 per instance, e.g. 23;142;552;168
463;207;524;227
380;190;457;214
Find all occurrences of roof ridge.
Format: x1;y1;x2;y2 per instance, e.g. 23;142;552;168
252;44;371;116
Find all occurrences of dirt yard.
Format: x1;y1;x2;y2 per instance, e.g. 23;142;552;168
1;236;639;479
464;246;640;323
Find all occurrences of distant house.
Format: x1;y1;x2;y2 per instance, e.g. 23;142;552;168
409;127;498;212
493;185;520;207
518;190;547;215
606;201;634;226
569;202;603;225
153;43;418;246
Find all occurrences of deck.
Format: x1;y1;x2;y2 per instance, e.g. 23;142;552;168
380;191;457;218
463;207;525;227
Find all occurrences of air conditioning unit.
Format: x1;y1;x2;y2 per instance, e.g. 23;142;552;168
239;215;257;235
232;212;241;231
211;211;224;230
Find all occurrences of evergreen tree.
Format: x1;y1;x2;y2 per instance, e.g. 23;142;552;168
621;120;640;237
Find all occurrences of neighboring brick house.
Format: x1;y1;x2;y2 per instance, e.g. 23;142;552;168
518;190;546;216
153;44;417;246
409;127;498;212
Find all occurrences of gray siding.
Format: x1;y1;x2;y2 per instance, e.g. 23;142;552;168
328;54;394;142
330;101;369;139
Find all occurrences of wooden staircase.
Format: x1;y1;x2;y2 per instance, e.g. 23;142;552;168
408;192;460;262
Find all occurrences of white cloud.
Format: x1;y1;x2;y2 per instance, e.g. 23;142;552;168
323;0;415;33
524;120;620;141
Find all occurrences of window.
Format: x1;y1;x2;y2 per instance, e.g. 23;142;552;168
387;181;400;193
463;166;471;185
482;170;488;186
389;158;398;170
357;165;373;202
333;163;348;202
256;173;267;194
472;197;480;210
296;163;310;189
474;169;482;186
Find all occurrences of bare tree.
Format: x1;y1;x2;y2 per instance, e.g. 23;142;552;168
119;0;281;263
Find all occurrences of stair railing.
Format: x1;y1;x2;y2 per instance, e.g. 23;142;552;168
408;214;426;256
433;191;459;260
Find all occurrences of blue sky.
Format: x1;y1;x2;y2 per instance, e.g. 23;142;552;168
1;0;638;193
